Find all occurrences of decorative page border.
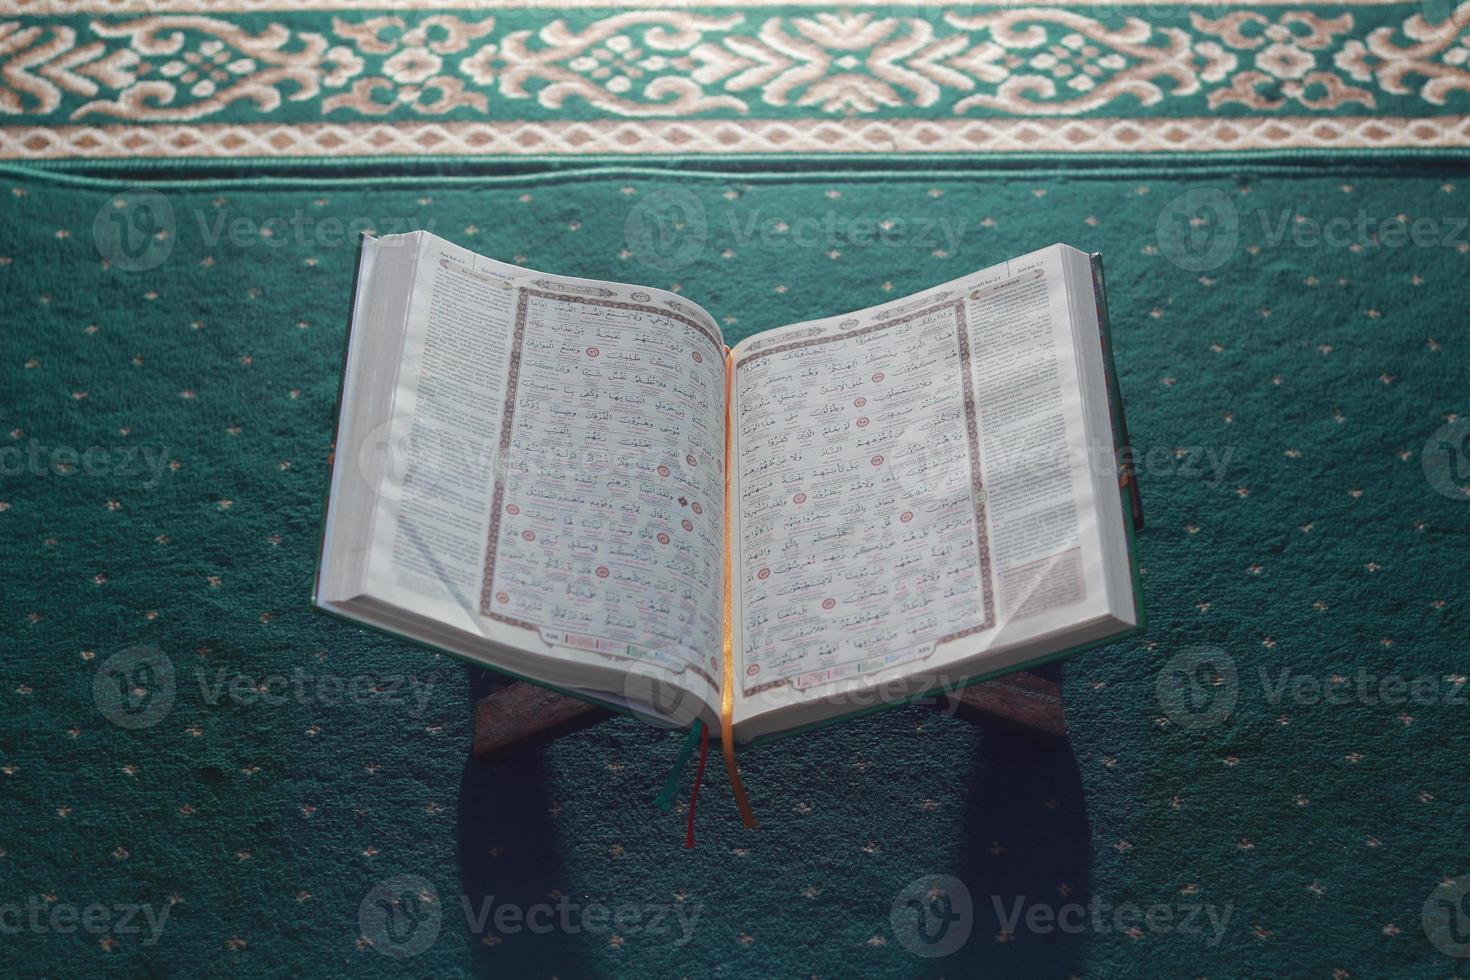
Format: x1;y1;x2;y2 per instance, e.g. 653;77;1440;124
477;286;725;687
734;298;997;696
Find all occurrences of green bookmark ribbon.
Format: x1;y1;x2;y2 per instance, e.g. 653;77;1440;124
654;720;704;812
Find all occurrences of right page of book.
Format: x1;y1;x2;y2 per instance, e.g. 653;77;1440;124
727;244;1126;726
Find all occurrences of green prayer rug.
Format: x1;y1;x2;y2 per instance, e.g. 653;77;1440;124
2;2;1470;978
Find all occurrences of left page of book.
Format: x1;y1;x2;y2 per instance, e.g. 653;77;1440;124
327;231;727;717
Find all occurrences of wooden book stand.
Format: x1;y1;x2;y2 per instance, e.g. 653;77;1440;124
473;671;1065;758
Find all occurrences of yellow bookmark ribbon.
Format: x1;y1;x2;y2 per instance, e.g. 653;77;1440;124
721;346;758;828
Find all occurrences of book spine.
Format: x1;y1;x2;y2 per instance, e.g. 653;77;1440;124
1089;254;1144;531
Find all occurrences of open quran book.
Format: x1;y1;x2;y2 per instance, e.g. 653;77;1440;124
315;232;1144;744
